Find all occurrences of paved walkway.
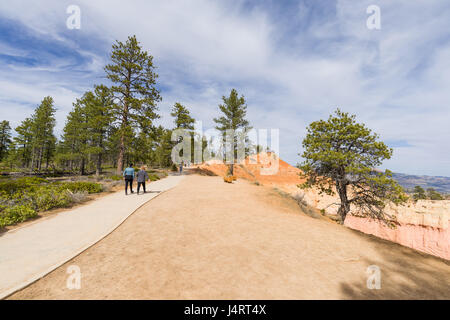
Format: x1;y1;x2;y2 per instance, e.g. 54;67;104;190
0;175;184;298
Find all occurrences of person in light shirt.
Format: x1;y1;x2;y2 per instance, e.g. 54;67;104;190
136;165;149;195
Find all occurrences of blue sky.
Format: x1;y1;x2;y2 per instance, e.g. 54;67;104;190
0;0;449;176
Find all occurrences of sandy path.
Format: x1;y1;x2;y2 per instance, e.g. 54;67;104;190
9;174;450;299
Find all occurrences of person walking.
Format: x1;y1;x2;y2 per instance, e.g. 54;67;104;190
123;163;135;195
179;160;183;174
137;165;149;195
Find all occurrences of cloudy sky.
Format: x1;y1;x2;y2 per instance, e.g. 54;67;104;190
0;0;449;176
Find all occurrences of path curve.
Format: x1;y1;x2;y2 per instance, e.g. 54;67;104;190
0;175;184;299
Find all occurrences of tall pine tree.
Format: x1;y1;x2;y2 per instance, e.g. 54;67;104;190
105;35;162;174
84;85;114;175
59;98;88;174
171;103;195;130
171;102;196;164
14;118;33;168
213;89;252;175
30;96;57;171
0;120;12;162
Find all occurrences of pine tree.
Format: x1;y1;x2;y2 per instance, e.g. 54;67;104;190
30;96;57;171
412;186;426;200
84;85;114;175
14;118;33;168
0;120;12;162
171;103;195;130
59;100;87;173
152;126;174;168
299;109;407;224
213;89;252;175
105;35;162;174
59;87;116;175
171;102;196;164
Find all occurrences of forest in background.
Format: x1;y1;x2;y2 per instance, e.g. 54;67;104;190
0;36;218;176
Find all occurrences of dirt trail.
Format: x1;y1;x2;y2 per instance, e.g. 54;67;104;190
9;174;450;299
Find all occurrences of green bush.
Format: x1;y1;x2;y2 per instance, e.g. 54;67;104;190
34;188;72;211
0;205;37;228
148;174;160;181
160;171;168;178
109;174;122;181
427;188;444;200
0;177;47;195
0;178;103;228
59;182;103;194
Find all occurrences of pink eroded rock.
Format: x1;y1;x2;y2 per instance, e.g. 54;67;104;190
344;214;450;260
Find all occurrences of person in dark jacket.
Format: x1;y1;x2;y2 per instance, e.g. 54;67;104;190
136;165;149;195
123;163;135;195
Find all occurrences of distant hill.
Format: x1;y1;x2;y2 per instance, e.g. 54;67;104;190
392;173;450;194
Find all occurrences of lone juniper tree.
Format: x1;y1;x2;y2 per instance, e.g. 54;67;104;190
105;35;161;174
299;109;407;225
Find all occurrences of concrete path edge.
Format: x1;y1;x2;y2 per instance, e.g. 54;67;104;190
1;183;177;300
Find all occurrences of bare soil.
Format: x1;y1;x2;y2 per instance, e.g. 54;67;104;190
9;174;450;299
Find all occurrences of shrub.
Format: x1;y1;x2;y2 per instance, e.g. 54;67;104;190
34;188;72;211
412;185;427;200
427;188;444;200
59;182;103;194
160;171;168;178
0;177;47;195
67;190;89;204
0;205;37;228
224;176;233;183
148;173;160;181
102;181;121;192
0;178;104;227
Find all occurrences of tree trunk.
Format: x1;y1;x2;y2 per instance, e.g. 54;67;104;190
45;146;49;169
30;149;35;172
117;137;124;175
116;102;128;175
336;182;350;224
81;157;85;176
96;153;102;176
38;147;43;172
